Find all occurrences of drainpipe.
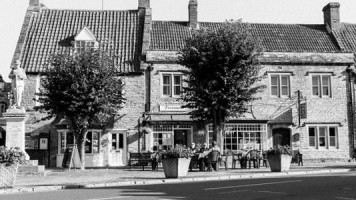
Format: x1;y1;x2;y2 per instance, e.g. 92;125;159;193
346;66;355;152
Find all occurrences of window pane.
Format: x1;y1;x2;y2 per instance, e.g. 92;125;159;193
174;75;181;85
281;76;288;86
163;75;171;84
322;86;329;96
163;86;171;95
112;134;117;150
309;127;315;147
92;132;99;153
329;127;336;136
271;76;278;85
119;134;124;148
271;86;278;96
319;127;326;147
312;76;319;86
85;132;92;153
312;87;319;96
281;86;288;96
322;76;329;86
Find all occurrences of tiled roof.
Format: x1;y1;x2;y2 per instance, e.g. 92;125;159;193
333;23;356;52
22;9;141;73
150;21;342;52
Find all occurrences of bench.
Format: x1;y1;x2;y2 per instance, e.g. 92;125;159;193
128;152;153;170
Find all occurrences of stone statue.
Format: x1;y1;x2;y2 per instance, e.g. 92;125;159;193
8;60;27;108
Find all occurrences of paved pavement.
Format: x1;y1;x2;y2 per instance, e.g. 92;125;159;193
1;162;355;195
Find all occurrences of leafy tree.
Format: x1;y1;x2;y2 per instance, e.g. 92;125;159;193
179;20;263;148
35;49;125;170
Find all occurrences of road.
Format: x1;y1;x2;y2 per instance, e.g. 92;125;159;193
3;172;356;200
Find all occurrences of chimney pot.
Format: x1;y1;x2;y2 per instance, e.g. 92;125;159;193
322;2;340;31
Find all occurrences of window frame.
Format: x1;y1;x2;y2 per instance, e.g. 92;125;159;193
58;130;101;154
307;125;338;149
74;40;98;54
161;72;183;98
269;73;291;98
311;74;332;98
111;133;124;150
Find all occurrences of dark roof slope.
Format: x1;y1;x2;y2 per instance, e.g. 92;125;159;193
333;23;356;52
150;21;342;52
22;9;141;73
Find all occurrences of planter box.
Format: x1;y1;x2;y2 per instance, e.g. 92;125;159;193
162;158;191;178
0;162;19;188
267;154;292;172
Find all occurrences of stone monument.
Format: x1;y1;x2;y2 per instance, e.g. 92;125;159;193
3;60;27;151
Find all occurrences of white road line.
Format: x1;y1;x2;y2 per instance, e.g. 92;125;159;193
258;190;288;195
86;196;133;200
205;180;302;190
335;197;356;200
219;190;251;194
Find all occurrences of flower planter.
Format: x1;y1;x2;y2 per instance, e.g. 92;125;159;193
162;158;191;178
267;154;292;172
0;162;19;188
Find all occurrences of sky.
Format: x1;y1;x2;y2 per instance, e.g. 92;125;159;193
1;0;356;82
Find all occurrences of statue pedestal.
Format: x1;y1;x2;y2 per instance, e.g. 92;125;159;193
3;107;26;151
3;108;46;175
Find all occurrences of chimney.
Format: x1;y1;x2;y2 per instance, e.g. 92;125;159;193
138;0;152;62
189;0;198;29
322;2;340;30
138;0;150;9
29;0;41;12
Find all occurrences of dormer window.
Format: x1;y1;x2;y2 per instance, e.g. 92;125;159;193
74;27;98;54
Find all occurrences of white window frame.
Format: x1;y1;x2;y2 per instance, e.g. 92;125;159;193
307;125;338;149
58;130;101;154
269;74;291;98
74;40;98;54
111;132;124;150
161;73;183;97
311;74;332;98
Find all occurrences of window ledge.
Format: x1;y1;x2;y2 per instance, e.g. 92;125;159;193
305;71;336;76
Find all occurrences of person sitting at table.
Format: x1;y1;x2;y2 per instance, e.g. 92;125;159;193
190;143;198;153
207;141;221;171
200;143;209;153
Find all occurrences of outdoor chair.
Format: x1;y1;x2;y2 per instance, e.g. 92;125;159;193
232;153;246;169
260;151;269;168
219;150;231;170
189;154;199;171
207;150;220;171
247;150;260;169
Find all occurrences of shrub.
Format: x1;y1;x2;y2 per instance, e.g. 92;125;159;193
0;146;28;166
161;145;195;159
266;145;293;156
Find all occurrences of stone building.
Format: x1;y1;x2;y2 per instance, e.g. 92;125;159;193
142;1;356;162
8;0;356;167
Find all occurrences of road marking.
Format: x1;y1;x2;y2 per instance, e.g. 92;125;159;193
219;190;251;194
336;197;356;200
205;180;302;190
87;196;133;200
259;190;288;195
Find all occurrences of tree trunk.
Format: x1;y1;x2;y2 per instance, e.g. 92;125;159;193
77;130;88;170
212;108;224;149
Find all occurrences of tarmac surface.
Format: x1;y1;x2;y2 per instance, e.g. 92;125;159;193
1;162;355;195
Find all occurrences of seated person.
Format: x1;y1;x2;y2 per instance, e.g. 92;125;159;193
200;143;209;153
190;143;197;153
207;141;221;171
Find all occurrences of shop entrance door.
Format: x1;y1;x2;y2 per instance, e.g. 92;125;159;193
272;128;291;147
110;132;127;166
0;131;5;146
174;130;188;147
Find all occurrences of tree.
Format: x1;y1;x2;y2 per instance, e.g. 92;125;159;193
179;20;263;148
35;49;125;170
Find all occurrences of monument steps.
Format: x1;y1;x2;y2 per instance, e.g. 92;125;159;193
17;160;47;176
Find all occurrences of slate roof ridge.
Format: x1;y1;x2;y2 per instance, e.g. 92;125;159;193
39;8;139;13
152;20;327;26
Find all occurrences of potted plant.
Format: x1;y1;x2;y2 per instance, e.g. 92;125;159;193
266;145;293;172
161;145;194;178
0;146;28;188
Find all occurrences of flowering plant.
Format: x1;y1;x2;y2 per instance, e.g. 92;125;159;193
266;145;293;156
0;146;28;166
161;145;195;159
